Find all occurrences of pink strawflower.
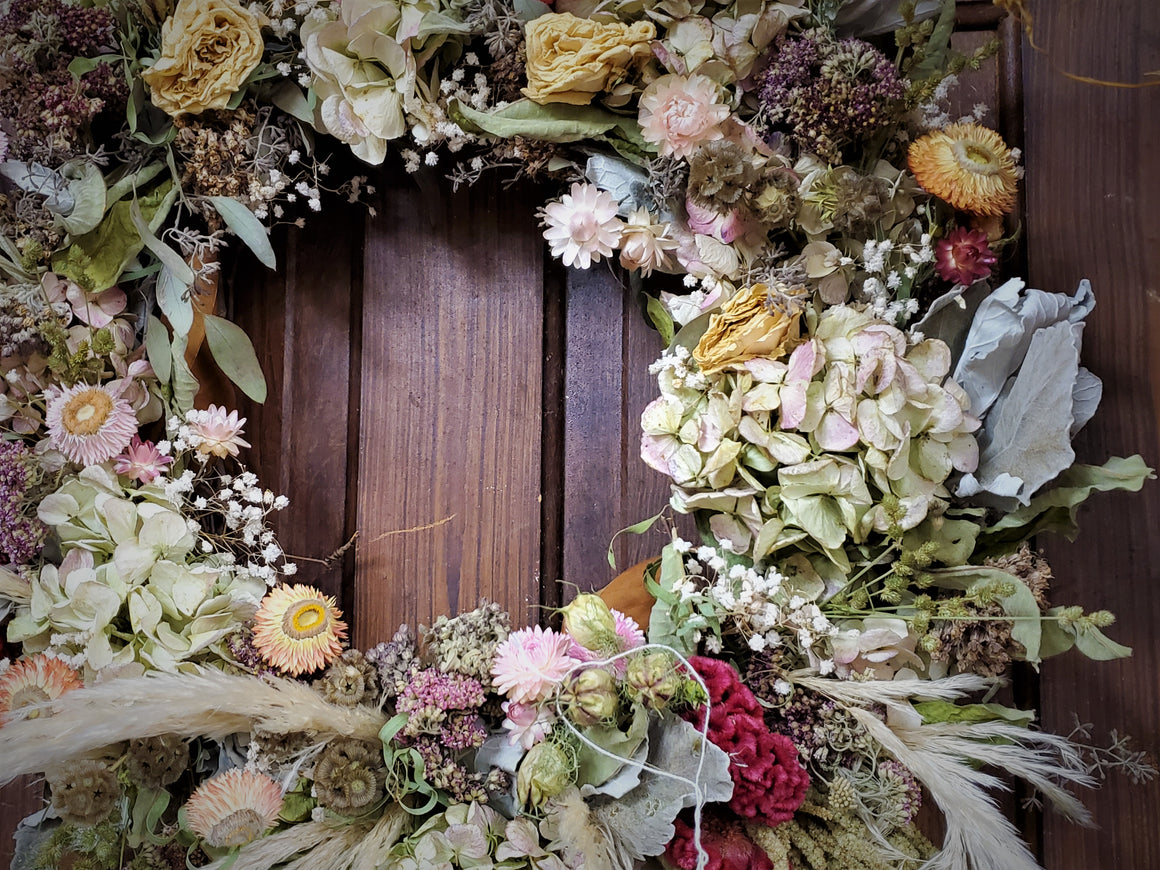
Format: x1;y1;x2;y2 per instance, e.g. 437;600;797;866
185;769;283;848
639;74;730;160
501;700;554;749
45;382;138;466
619;207;678;276
491;624;578;705
114;435;174;484
187;405;250;458
540;183;624;270
934;227;997;285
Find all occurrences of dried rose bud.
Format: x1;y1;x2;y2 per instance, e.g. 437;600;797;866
562;668;618;727
561;594;619;656
625;651;683;710
517;741;572;808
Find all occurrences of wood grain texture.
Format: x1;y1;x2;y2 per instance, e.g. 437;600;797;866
353;170;544;643
231;209;358;605
1023;3;1160;869
561;266;688;596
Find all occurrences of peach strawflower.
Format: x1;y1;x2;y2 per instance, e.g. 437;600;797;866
187;405;251;458
619;207;679;276
0;654;83;724
45;382;138;466
114;435;174;484
252;584;348;676
908;123;1018;216
639;74;730;160
540;183;624;269
491;624;578;705
185;768;283;848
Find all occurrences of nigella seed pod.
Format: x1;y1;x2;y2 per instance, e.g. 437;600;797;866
517;741;572;808
624;651;683;710
562;668;618;727
561;594;619;656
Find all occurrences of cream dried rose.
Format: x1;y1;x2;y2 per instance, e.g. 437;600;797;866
522;12;655;106
142;0;266;117
693;283;801;374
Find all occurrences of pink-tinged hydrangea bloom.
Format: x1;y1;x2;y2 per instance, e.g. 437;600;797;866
42;273;127;328
501;700;554;749
45;382;138;466
540;183;624;270
491;625;578;704
187;405;250;458
639;74;730;160
934;227;997;285
114;435;174;484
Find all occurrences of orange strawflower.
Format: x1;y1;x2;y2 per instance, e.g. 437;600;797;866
0;654;83;724
251;584;347;676
908;123;1018;216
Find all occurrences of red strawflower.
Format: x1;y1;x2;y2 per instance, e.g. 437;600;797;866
683;657;810;826
934;227;997;285
666;811;774;870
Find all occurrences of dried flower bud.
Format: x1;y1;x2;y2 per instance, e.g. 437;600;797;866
47;760;121;825
127;734;189;789
624;651;683;710
561;594;619;656
517;741;572;808
562;668;618;726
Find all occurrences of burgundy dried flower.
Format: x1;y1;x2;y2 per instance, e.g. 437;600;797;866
665;811;774;870
934;227;998;285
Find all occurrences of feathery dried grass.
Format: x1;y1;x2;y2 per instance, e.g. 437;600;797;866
851;709;1094;870
0;670;387;784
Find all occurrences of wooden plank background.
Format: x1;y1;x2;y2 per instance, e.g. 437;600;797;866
3;1;1159;866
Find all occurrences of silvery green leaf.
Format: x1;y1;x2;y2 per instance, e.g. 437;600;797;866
514;0;552;19
130;198;194;284
209;196;276;269
155;265;193;337
912;279;991;364
203;313;268;403
58;160;106;235
1070;367;1102;436
169;331;200;415
959;321;1080;506
589;714;733;860
952;278;1094;419
585;154;650;213
0;161;71;211
144;314;172;385
264;80;313;125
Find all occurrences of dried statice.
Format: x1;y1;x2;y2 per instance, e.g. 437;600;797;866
757;30;906;162
687;141;761;210
47;759;122;826
312;738;386;813
365;625;420;701
127;735;189;789
315;648;379;707
422;601;511;682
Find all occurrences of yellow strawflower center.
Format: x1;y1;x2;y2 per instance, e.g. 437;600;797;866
283;601;329;639
208;809;267;848
8;686;50;718
954;141;1000;174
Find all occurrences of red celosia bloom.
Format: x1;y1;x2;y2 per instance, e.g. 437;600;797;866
935;227;998;285
666;812;774;870
684;656;810;826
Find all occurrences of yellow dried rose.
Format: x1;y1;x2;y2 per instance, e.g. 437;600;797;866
142;0;266;117
694;284;801;374
522;13;656;106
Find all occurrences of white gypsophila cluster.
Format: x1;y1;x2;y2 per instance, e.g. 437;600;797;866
197;470;295;585
859;237;931;323
915;74;958;129
669;538;838;670
647;345;709;391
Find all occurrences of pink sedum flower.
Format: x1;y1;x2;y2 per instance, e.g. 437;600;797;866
187;405;250;458
934;227;997;285
114;435;174;484
540;183;624;269
639;74;730;160
492;624;578;705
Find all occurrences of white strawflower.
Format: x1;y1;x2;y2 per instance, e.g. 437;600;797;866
539;183;624;270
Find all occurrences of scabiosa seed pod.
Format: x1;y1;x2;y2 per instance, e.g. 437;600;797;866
127;735;190;789
315;648;379;707
624;650;683;710
688;141;760;210
47;760;121;826
561;667;618;726
312;738;386;813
